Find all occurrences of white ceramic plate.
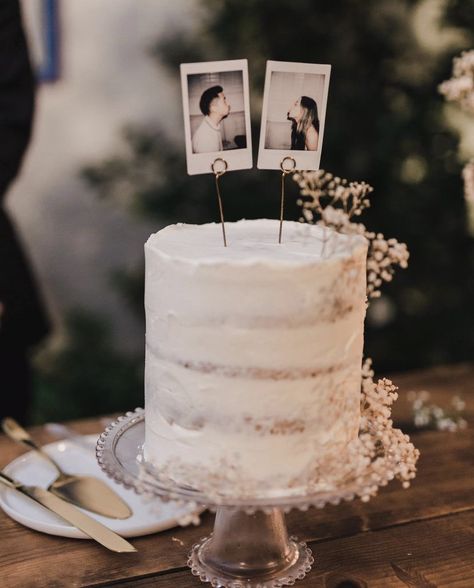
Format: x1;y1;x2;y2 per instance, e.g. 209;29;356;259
0;435;202;538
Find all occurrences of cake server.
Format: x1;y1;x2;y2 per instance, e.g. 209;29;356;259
45;421;112;450
1;417;132;519
0;471;136;552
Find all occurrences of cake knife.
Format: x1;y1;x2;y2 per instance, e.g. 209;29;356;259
0;471;136;552
1;417;132;519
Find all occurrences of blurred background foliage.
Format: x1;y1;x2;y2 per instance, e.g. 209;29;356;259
32;310;143;423
33;0;474;423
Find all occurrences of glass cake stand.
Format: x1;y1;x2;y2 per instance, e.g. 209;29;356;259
96;408;418;588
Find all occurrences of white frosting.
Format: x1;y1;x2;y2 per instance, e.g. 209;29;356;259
144;219;368;495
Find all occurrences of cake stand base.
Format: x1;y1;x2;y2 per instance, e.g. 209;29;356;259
187;507;313;588
97;409;418;588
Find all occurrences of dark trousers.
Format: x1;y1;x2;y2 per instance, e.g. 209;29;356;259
0;2;50;425
0;338;31;424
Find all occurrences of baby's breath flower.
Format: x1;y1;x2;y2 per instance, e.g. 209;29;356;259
294;170;410;298
439;50;474;114
409;390;468;432
353;357;420;493
462;160;474;236
440;52;474;234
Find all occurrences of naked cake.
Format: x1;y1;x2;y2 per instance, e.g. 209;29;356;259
144;219;367;495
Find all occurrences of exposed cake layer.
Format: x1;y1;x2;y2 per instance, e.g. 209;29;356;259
146;311;364;371
145;351;361;428
145;221;366;325
144;219;368;495
144;351;362;490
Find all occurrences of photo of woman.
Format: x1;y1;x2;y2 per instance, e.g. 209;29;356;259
287;95;319;151
258;62;330;171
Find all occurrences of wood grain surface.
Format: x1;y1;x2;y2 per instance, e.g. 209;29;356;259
1;363;473;587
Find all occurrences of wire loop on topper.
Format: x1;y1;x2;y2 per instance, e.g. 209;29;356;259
280;156;296;174
211;157;228;177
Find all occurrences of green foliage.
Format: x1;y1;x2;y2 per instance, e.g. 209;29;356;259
32;310;143;424
81;0;474;372
109;265;145;321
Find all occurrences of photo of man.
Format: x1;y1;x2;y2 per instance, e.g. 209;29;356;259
192;85;231;153
187;70;247;155
181;60;252;175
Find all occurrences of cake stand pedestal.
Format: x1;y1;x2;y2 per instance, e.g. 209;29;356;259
96;408;416;588
188;506;313;586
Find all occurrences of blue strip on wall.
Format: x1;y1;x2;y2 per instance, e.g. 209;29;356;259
38;0;59;82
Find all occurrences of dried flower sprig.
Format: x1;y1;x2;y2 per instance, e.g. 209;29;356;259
304;358;419;501
366;233;409;298
462;160;474;236
438;49;474;114
463;160;474;205
408;390;468;432
294;170;409;298
357;358;419;494
296;170;373;222
440;50;474;235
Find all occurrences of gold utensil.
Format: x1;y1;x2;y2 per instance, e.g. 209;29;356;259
0;471;136;552
1;417;132;520
45;422;103;450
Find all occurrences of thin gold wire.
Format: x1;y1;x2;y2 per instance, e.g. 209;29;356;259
278;157;297;244
212;158;228;247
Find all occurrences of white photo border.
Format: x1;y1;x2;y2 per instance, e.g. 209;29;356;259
257;61;331;171
180;59;253;176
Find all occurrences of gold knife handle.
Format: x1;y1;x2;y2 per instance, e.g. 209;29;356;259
1;417;63;477
0;470;21;490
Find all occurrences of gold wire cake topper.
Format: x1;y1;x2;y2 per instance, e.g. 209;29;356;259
211;158;228;247
180;59;331;247
278;156;297;244
180;59;253;247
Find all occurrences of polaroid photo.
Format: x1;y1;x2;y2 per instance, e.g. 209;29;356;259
180;59;253;175
257;61;331;171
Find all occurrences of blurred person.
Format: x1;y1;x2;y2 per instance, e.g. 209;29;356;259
0;1;51;423
192;85;231;153
287;96;319;151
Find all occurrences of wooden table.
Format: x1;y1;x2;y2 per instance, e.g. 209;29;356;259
1;364;473;587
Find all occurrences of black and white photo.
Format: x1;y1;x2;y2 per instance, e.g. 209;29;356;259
181;60;252;175
258;61;330;171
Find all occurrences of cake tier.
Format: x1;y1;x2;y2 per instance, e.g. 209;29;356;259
144;219;368;494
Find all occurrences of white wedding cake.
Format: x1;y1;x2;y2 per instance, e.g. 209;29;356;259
144;219;367;495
